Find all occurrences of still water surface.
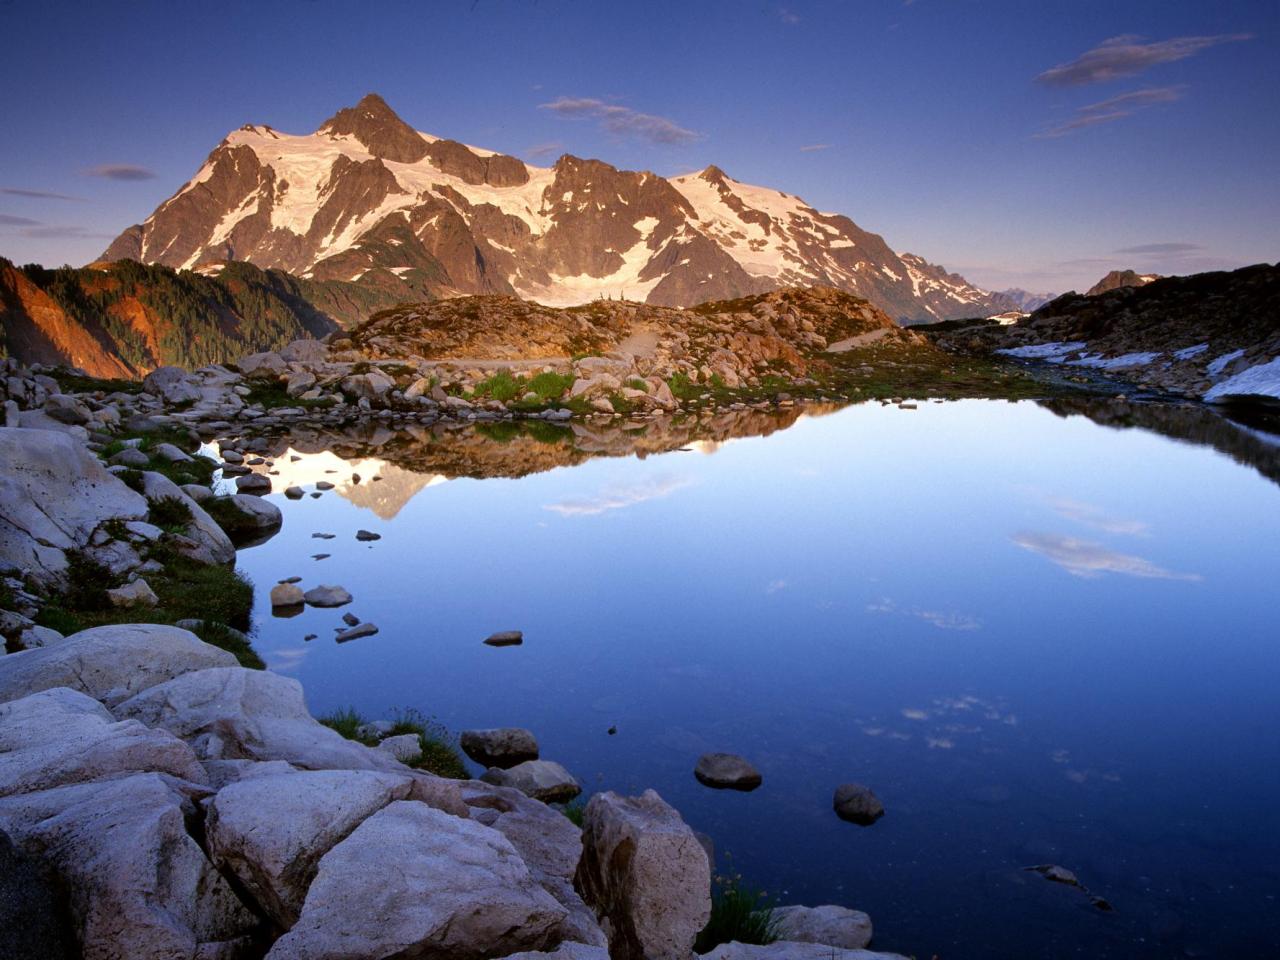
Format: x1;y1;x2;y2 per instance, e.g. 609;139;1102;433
228;399;1280;959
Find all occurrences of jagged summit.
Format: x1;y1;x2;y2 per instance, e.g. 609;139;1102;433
318;92;430;163
100;93;1016;321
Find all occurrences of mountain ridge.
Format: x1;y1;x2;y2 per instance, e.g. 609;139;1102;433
101;93;1017;323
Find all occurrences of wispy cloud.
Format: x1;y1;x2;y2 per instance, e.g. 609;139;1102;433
539;97;700;145
84;164;157;181
765;579;789;594
524;141;565;161
799;143;831;152
778;6;800;24
1035;34;1252;86
1012;532;1201;581
12;224;112;240
1037;86;1184;138
1045;496;1149;536
544;475;691;517
1115;242;1202;255
0;213;39;226
1;187;82;201
867;597;981;630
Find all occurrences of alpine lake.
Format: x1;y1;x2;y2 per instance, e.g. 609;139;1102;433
217;393;1280;960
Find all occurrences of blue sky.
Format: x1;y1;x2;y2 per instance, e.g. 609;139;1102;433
1;0;1276;292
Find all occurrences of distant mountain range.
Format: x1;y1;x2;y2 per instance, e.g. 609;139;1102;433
997;288;1058;312
101;93;1018;324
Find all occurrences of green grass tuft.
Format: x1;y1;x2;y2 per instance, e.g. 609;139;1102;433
319;707;374;744
559;797;587;828
148;496;193;535
319;706;469;779
694;874;779;954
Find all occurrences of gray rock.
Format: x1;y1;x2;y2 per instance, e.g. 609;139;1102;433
304;585;352;607
485;629;524;646
43;394;91;425
180;482;213;503
507;947;611;960
482;759;581;803
220;449;244;464
285;370;317;397
376;733;421;762
0;622;237;707
279;339;329;364
151;441;193;463
461;727;540;768
772;904;873;950
238;351;287;379
833;784;884;825
109;446;151;467
0;828;78;960
219;493;283;540
235;472;272;494
142;366;203;404
575;789;711;960
284;485;305;499
114;666;404;771
335;622;378;642
355;528;381;541
270;583;305;608
207;768;416;927
695;753;762;791
106;578;158;608
340;370;394;401
0;687;205;797
0;429;147;584
0;772;256;959
266;801;567;960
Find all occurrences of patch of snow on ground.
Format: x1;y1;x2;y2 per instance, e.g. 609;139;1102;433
1174;343;1209;361
1066;351;1162;370
1208;349;1245;376
997;342;1087;361
1204;356;1280;402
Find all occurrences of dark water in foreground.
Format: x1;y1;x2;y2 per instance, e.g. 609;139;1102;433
223;399;1280;959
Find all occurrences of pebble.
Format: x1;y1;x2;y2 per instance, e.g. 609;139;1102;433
694;753;763;791
335;622;378;643
833;783;885;825
355;529;381;542
342;612;360;626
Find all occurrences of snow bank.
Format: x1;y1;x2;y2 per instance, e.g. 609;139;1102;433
1204;356;1280;402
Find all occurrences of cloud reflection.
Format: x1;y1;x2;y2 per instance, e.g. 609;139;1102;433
1012;532;1201;581
544;475;691;517
1045;496;1149;536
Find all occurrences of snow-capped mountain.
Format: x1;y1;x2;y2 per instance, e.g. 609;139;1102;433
102;93;1015;322
998;288;1058;312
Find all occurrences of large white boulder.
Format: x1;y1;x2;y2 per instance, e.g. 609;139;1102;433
114;666;406;771
575;789;711;960
0;772;257;960
0;427;147;583
481;758;582;802
207;768;417;927
279;339;329;364
772;904;874;950
0;687;206;797
266;800;567;960
142;366;203;404
462;779;605;948
0;623;237;708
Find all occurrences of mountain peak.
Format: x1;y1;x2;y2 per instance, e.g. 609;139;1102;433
699;164;728;183
318;93;429;164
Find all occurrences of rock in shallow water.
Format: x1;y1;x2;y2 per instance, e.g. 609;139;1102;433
303;585;352;607
270;583;304;608
833;783;884;825
234;472;272;494
694;752;762;791
485;630;524;647
461;727;540;768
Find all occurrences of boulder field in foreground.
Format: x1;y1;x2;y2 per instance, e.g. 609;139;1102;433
0;622;903;959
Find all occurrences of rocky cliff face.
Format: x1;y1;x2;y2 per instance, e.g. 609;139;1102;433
927;263;1280;403
0;258;412;375
101;93;1013;323
1085;269;1160;297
